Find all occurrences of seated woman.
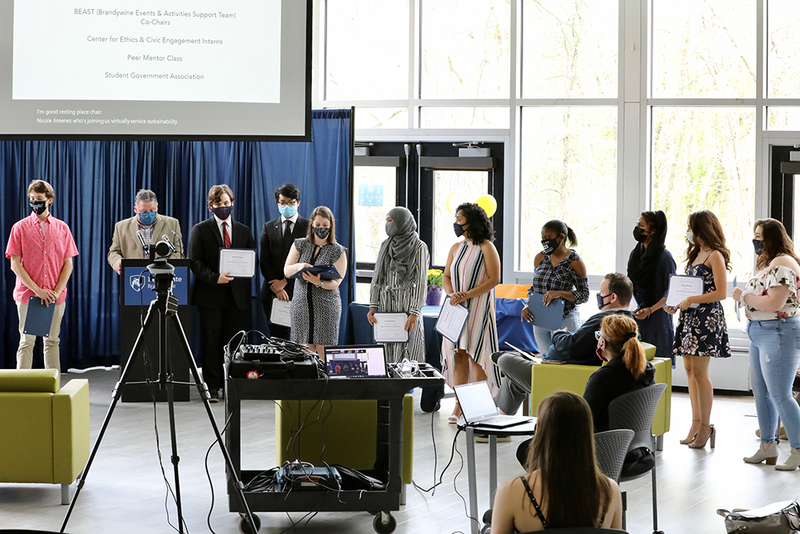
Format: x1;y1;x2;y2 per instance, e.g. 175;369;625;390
584;314;656;432
491;391;623;533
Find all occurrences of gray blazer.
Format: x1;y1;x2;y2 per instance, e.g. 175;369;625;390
107;214;184;269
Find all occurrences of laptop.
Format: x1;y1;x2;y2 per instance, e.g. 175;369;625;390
454;381;535;429
324;344;389;379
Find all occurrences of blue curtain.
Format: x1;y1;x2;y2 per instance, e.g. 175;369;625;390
0;109;353;369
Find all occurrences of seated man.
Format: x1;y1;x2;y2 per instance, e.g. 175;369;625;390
494;272;634;415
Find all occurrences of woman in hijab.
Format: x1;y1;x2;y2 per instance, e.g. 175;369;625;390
367;207;431;363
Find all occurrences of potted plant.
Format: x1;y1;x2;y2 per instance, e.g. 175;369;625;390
426;269;444;306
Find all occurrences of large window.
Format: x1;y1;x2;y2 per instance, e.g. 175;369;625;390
431;170;490;266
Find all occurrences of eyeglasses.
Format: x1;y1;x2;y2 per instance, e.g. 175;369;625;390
594;331;604;341
278;200;298;206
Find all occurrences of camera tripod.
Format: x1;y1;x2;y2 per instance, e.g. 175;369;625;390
60;260;257;534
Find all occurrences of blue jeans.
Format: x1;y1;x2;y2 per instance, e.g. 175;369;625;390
748;316;800;449
533;306;582;354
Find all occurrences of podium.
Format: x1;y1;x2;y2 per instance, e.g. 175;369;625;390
119;259;192;402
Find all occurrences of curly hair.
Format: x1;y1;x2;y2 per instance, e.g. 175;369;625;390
456;202;494;245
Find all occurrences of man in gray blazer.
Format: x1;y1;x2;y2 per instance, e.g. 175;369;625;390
107;189;184;273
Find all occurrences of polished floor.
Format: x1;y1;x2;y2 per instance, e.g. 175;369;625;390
1;368;798;534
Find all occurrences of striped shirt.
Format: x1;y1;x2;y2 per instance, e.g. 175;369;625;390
5;212;79;305
530;249;589;317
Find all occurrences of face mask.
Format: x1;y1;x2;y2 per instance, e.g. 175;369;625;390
211;205;233;220
386;221;398;237
454;222;466;238
541;238;560;254
753;239;764;255
633;227;648;243
278;204;297;218
138;211;156;226
313;226;331;240
596;344;605;362
596;292;612;310
686;231;695;245
30;200;47;216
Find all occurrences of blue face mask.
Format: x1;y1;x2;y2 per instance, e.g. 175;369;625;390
278;204;297;218
138;211;156;226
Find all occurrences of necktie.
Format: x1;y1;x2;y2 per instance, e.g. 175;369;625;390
222;221;231;248
284;219;292;240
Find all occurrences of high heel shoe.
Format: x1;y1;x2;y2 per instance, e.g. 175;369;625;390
680;419;700;445
743;441;778;465
775;448;800;471
689;423;715;449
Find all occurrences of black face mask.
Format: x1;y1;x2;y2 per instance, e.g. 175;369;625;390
753;239;764;256
633;227;648;243
313;227;331;240
454;223;466;238
30;200;48;215
541;238;560;254
596;292;612;310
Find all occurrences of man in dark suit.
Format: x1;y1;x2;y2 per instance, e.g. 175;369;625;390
258;183;309;339
188;184;255;402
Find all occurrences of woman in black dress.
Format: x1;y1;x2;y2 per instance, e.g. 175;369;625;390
665;210;731;449
627;210;676;359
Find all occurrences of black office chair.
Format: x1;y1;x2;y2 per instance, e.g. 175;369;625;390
608;383;667;534
519;528;628;533
594;429;635;483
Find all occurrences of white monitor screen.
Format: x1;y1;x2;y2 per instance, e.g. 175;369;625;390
0;0;311;140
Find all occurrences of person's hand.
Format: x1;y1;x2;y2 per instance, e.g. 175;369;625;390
732;288;743;302
404;314;418;332
113;260;122;275
450;291;468;306
677;298;692;311
36;287;57;306
367;308;378;325
663;305;677;315
542;290;561;306
302;271;322;287
521;305;533;323
269;278;288;293
217;271;234;284
275;289;289;302
633;308;650;320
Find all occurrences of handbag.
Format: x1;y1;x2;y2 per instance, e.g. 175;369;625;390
717;500;800;533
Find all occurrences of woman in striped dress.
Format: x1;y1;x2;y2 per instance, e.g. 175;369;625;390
367;207;430;363
442;203;501;422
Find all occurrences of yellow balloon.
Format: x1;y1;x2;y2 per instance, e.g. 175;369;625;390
475;194;498;218
446;191;467;214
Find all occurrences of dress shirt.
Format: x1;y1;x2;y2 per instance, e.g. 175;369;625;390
214;215;233;244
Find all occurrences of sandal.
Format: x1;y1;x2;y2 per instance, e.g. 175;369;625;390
448;415;459;425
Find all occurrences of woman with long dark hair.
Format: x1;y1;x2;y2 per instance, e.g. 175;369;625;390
666;210;731;449
441;203;501;422
491;391;623;532
627;210;676;358
523;220;589;354
735;219;800;470
584;314;656;432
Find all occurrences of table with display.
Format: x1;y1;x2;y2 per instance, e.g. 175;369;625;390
459;420;538;534
225;367;444;533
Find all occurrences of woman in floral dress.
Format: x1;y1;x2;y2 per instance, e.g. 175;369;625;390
666;210;730;449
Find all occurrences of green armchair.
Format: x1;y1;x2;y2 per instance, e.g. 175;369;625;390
529;343;672;449
0;369;90;504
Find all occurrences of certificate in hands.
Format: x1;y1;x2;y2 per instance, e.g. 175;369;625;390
666;274;703;309
289;265;342;280
435;299;469;343
372;312;409;343
270;298;292;327
219;248;256;278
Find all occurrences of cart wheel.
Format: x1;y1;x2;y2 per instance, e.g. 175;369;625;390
238;513;261;534
373;511;396;534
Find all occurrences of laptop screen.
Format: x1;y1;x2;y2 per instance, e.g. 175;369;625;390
324;345;388;379
454;381;499;420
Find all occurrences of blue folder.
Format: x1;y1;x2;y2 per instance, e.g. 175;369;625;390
23;295;55;337
289;265;341;280
527;292;565;331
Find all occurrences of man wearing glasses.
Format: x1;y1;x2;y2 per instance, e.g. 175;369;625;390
494;272;635;415
259;183;309;339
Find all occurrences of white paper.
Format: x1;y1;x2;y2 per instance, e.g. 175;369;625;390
666;274;703;309
219;248;256;278
629;295;639;312
435;299;469;343
270;298;292;327
372;312;409;343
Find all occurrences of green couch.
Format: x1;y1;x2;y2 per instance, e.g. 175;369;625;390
529;343;672;449
0;369;90;504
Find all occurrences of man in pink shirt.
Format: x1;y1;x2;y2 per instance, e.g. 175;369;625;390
5;180;79;372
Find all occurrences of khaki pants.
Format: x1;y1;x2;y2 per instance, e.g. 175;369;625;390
16;301;66;373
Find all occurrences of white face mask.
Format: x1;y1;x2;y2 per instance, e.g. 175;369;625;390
686;231;695;245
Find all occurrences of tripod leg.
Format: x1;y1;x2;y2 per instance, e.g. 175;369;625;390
161;306;186;534
61;300;160;533
167;312;259;533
